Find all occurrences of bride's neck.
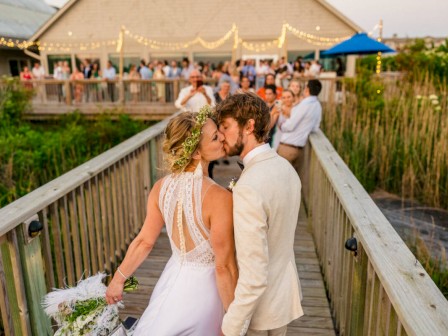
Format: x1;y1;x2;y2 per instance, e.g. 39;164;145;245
184;160;210;176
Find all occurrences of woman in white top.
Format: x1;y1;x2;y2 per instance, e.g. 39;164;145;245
272;89;296;150
106;107;238;335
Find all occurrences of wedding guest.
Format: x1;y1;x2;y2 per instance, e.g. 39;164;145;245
181;57;194;81
257;73;282;100
103;61;117;102
20;66;33;90
271;89;295;150
70;67;85;104
168;61;181;78
129;64;141;103
175;69;215;112
239;76;255;93
139;59;153;79
277;79;322;174
288;79;303;105
214;80;231;104
153;62;166;102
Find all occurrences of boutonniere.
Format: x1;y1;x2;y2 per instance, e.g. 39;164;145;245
227;176;239;192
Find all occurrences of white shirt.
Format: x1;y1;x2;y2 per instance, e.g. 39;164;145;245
243;143;271;167
103;67;116;80
32;66;45;79
278;96;322;147
174;85;216;112
53;66;63;80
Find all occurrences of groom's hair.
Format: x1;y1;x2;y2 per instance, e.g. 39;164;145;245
216;92;271;143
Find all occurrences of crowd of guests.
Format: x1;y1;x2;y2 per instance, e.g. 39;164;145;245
174;57;324;179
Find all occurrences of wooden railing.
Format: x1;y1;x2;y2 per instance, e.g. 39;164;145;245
23;77;342;107
0;117;171;335
302;130;448;335
25;78;216;105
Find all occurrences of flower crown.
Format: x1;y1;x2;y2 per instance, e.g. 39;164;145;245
173;105;214;170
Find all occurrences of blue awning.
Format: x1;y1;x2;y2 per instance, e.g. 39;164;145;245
322;33;395;56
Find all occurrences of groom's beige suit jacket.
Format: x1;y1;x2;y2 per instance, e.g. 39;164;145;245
222;148;303;336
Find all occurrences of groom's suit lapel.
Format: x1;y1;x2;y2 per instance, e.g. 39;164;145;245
240;149;277;177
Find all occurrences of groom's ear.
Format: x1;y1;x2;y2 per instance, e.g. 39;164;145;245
245;119;255;133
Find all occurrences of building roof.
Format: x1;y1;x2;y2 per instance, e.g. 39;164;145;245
28;0;363;42
0;0;56;39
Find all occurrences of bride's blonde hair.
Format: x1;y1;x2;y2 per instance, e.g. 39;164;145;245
163;112;199;173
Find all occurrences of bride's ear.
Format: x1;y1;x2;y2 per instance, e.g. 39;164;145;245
191;150;201;160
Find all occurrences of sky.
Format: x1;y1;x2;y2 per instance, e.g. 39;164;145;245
326;0;448;38
44;0;448;38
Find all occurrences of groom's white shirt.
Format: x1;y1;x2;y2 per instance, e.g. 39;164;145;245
222;146;303;336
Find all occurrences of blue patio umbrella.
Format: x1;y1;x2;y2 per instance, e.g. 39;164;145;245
322;32;395;56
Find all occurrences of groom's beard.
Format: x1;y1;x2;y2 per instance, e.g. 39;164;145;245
225;130;244;156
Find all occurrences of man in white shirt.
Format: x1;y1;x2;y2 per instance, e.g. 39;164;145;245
174;70;215;112
103;61;117;102
276;79;322;172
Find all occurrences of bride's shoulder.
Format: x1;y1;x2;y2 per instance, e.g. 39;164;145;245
203;179;232;203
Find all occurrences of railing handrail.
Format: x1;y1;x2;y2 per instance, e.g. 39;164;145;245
0;116;173;237
309;130;448;335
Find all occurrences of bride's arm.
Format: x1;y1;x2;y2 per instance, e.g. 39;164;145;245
105;179;165;304
208;186;238;311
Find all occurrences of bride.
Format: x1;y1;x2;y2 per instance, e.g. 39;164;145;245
106;107;238;335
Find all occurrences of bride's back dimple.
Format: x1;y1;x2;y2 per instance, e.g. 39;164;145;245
159;173;215;266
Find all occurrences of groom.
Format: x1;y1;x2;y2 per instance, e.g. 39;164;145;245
216;93;303;336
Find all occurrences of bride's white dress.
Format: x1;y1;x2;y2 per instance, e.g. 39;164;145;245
133;172;224;336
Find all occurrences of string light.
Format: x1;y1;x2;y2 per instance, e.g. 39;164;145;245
283;23;350;46
1;23;350;52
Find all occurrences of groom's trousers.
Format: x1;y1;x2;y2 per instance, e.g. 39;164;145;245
246;325;287;336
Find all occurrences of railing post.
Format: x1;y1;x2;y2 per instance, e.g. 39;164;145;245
0;230;32;335
65;80;72;105
17;221;53;335
149;139;158;187
119;79;125;105
173;79;179;103
348;244;368;335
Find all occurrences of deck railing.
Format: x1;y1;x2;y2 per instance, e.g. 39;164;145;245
303;130;448;335
25;78;215;106
23;77;343;107
1;113;446;335
0;117;171;335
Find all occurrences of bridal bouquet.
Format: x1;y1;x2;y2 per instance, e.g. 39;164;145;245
42;273;138;336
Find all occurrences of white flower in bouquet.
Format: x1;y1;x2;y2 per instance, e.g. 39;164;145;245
43;273;138;335
415;95;422;100
432;99;439;105
429;94;438;100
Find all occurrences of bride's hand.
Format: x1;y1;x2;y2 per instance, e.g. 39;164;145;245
105;275;125;304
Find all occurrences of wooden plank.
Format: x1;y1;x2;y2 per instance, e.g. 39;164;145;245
77;185;91;276
98;172;111;272
60;196;76;285
0;239;16;335
6;229;32;335
17;224;53;335
85;180;99;274
91;175;105;272
39;208;55;290
110;164;123;260
68;190;83;280
50;202;66;288
104;169;117;268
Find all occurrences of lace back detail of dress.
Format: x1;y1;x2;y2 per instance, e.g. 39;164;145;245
159;173;215;267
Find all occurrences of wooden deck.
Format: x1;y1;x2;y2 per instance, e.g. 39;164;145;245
120;158;336;335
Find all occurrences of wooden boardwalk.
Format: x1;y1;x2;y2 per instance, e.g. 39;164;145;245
120;158;336;335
